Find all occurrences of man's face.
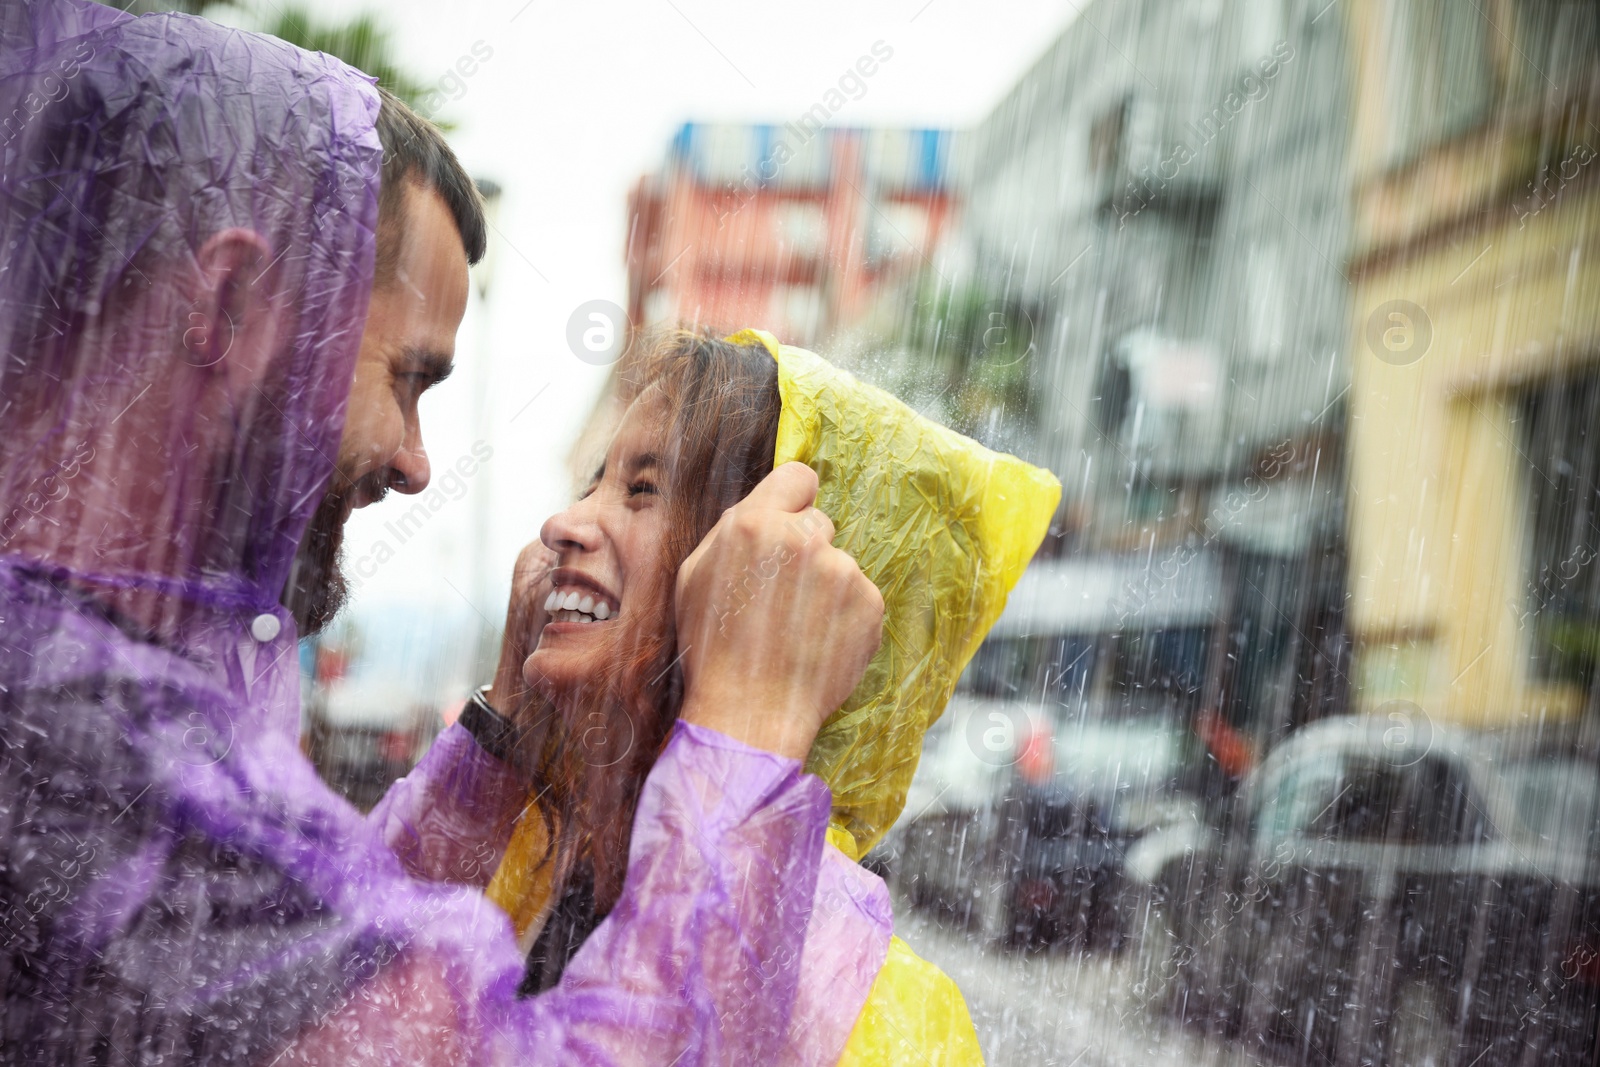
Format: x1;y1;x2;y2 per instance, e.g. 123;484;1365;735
282;181;470;635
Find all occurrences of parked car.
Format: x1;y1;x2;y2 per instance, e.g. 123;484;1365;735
885;695;1022;936
1126;716;1600;1066
889;694;1216;952
990;715;1214;950
305;675;439;811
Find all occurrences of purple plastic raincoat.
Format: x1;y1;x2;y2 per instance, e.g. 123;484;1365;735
0;3;828;1063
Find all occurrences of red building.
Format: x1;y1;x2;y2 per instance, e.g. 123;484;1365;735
564;122;957;487
625;122;956;347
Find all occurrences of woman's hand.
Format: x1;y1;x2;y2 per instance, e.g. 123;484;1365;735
674;462;884;761
491;540;558;720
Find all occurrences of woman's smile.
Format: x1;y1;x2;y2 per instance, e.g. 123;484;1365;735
543;571;620;623
544;590;613;622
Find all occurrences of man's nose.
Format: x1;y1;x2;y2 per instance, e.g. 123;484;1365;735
390;422;431;495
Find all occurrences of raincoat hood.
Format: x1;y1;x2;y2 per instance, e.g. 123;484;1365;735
726;330;1061;859
0;0;381;624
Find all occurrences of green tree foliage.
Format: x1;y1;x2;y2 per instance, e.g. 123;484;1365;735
899;275;1040;439
255;6;432;113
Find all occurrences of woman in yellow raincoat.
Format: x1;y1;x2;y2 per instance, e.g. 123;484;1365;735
483;328;1059;1065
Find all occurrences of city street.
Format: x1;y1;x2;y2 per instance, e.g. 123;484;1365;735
892;897;1263;1067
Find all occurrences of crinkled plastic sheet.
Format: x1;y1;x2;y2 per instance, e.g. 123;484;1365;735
729;330;1062;861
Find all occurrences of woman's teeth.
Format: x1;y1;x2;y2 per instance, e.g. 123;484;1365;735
542;587;614;623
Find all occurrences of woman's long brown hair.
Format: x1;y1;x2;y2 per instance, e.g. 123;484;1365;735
515;330;781;994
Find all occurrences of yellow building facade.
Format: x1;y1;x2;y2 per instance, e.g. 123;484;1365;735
1343;0;1599;724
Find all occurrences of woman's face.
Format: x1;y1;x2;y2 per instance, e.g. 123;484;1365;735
524;392;671;693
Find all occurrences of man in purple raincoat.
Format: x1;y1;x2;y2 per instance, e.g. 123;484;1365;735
0;2;884;1064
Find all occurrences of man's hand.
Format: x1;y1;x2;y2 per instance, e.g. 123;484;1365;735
491;540;558;719
674;462;884;761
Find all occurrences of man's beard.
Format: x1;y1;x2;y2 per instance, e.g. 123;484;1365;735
281;470;390;637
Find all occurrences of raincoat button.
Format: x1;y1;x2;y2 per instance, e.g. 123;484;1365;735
250;613;282;642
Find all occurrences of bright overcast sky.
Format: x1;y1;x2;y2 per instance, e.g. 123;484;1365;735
287;0;1085;655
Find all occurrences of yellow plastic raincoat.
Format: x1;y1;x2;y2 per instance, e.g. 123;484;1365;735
488;330;1061;1066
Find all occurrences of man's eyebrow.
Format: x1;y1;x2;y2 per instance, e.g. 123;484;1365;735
400;347;455;387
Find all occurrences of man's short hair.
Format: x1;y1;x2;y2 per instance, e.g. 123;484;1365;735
373;87;487;278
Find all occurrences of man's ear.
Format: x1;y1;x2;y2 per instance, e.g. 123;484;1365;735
185;228;283;397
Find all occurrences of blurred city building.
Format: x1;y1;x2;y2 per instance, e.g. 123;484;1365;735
1342;0;1600;726
884;10;1600;1064
877;0;1356;758
567;120;956;483
574;6;1359;760
627;121;956;347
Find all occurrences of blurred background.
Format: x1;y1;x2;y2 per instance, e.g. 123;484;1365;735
103;1;1600;1063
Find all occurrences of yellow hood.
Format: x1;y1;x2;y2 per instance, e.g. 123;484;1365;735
727;329;1061;860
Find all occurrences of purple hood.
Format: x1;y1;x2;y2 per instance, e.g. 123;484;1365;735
0;0;379;615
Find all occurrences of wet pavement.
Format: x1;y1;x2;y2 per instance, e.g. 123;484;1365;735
891;895;1268;1067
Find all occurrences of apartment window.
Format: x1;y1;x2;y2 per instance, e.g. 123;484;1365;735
1089;97;1129;177
1244;243;1287;361
1382;0;1494;163
1239;0;1286;63
766;131;832;189
696;123;757;184
1517;369;1600;685
1511;1;1600;98
866;200;929;263
862;129;948;191
774;201;826;258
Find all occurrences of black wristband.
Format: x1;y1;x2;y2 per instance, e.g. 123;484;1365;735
459;685;518;765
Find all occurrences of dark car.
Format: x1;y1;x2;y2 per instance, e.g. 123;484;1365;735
986;713;1218;951
1127;717;1600;1066
303;674;440;811
891;701;1214;952
885;695;1030;937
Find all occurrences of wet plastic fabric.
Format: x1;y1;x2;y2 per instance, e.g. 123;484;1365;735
0;582;828;1063
837;937;984;1066
0;0;374;611
0;4;831;1063
781;829;984;1067
729;329;1062;860
739;329;1054;1067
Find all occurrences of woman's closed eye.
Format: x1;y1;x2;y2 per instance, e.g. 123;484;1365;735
627;479;658;500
